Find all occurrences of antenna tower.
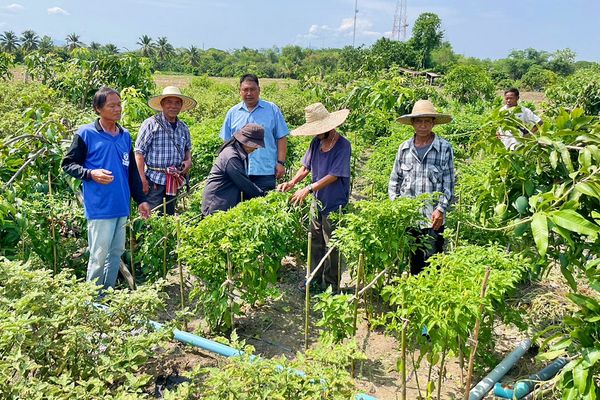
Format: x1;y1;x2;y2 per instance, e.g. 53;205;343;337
391;0;408;41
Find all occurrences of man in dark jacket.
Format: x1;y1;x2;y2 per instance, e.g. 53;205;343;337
201;124;265;216
62;87;150;290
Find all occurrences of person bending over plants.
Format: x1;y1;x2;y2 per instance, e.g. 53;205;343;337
278;103;352;293
388;99;455;274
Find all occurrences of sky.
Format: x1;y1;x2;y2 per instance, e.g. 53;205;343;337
0;0;598;61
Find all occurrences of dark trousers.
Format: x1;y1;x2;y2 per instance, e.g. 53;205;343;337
249;175;276;192
409;226;444;275
310;210;341;290
146;182;176;215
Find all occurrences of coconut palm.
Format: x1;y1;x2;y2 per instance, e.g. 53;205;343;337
137;35;154;57
89;41;102;51
20;30;40;52
155;36;174;62
185;45;201;68
65;33;84;51
103;44;119;54
38;36;54;53
0;31;19;53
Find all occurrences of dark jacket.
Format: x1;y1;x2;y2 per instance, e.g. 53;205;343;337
201;140;264;216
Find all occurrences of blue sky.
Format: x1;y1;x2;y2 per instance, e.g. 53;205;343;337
0;0;598;61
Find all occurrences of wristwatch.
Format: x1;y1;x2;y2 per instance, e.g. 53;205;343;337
277;160;286;167
308;184;314;193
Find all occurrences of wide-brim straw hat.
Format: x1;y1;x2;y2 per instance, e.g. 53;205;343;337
148;86;197;112
397;99;452;125
233;123;265;149
291;103;350;136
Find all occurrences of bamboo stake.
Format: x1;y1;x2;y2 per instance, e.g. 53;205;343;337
352;253;365;335
458;336;465;386
177;216;185;310
162;197;167;278
400;319;407;400
304;231;312;351
437;345;448;400
48;171;58;275
463;268;491;400
337;204;342;291
227;252;234;330
411;348;423;398
129;222;136;289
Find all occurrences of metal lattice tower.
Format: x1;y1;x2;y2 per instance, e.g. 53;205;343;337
391;0;408;41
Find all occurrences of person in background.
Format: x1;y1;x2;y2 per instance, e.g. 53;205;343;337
278;103;351;293
220;74;289;192
388;99;455;275
62;86;150;290
135;86;196;215
497;88;543;150
202;123;265;216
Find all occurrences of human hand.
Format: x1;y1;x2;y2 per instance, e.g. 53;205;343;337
277;181;295;192
290;186;311;206
275;163;285;179
431;209;444;231
141;176;149;194
91;169;114;185
138;202;151;219
181;159;192;175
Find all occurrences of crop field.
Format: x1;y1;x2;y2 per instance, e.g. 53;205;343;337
1;21;599;400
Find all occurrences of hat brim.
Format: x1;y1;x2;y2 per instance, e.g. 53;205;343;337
291;109;350;136
233;133;265;149
148;94;197;112
397;113;452;125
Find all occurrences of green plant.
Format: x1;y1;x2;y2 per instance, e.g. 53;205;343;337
443;64;495;104
314;287;355;344
545;66;600;116
0;52;13;80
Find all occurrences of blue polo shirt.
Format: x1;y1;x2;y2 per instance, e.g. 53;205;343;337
220;99;289;176
78;123;133;220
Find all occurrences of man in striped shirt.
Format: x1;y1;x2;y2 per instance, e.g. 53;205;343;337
388;100;455;274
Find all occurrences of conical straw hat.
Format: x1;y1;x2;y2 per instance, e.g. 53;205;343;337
397;99;452;125
291;103;350;136
148;86;197;112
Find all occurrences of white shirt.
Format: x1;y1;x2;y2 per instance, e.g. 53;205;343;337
497;105;542;150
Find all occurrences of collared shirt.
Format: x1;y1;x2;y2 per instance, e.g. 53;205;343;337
220;99;289;176
135;113;192;185
497;105;542;150
388;135;455;225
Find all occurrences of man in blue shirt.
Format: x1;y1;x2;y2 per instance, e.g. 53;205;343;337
220;74;289;191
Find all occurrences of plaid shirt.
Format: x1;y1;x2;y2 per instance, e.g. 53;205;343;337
135;113;192;185
388;135;455;224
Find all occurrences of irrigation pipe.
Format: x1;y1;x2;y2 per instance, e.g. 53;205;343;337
468;338;532;400
493;357;568;399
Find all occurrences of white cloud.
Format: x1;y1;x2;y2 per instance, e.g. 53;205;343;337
4;3;24;12
297;16;382;47
47;6;70;16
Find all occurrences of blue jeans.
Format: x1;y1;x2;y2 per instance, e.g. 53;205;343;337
87;216;127;289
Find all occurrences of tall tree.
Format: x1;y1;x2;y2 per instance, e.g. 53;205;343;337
0;31;19;53
89;42;102;51
185;45;201;68
103;44;119;54
137;35;154;57
65;33;84;51
20;30;40;52
409;12;444;69
38;35;54;53
155;36;174;62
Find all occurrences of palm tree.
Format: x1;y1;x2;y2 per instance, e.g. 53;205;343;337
65;33;84;51
20;30;40;52
89;41;102;51
103;43;119;54
185;45;201;68
137;35;154;57
0;31;19;53
155;36;174;62
38;35;54;53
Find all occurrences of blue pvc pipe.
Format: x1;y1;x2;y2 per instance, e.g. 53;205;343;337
469;338;532;400
493;357;569;399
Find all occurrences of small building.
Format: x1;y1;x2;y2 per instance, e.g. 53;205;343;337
398;67;441;85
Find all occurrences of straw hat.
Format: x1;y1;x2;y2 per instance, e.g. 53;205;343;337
397;100;452;125
291;103;350;136
148;86;197;112
233;123;265;149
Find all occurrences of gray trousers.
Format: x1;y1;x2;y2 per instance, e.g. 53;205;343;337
146;182;176;215
310;210;341;290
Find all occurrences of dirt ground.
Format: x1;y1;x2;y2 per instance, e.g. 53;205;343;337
150;259;577;399
153;73;295;89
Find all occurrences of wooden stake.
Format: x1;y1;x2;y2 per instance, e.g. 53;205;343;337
400;319;407;400
304;231;312;351
163;197;167;278
48;171;58;275
226;252;234;329
177;216;185;310
352;253;364;335
464;268;491;400
129;222;136;289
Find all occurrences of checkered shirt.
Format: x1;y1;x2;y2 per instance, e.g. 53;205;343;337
135;113;192;185
388;135;455;223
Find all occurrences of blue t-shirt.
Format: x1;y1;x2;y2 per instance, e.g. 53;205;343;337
78;123;133;220
302;135;352;214
220;99;289;176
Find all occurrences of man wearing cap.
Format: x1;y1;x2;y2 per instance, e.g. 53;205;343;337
220;74;289;192
135;86;196;215
389;99;455;275
202;123;266;216
278;103;351;293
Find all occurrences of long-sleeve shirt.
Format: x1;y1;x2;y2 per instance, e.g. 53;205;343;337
201;140;264;216
61;119;146;220
388;135;455;225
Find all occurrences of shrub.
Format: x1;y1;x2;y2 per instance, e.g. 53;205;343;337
443;64;495;104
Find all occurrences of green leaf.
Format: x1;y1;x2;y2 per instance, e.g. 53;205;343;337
573;363;588;395
550;150;559;169
575;182;600;200
531;213;548;257
550;209;600;238
561;264;578;291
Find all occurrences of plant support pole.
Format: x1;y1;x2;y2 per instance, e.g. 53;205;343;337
48;171;58;275
163;197;167;278
177;216;185;310
129;222;136;289
304;231;312;350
